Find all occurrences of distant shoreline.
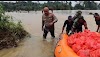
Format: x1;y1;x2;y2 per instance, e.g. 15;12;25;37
5;10;100;15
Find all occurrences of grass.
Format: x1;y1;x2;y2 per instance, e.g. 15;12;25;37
0;3;30;50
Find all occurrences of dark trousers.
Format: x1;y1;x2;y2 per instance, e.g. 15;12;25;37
66;27;71;34
66;29;70;34
43;27;55;39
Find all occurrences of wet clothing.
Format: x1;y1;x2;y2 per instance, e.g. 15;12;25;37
42;13;58;28
42;13;58;38
94;18;100;25
96;20;100;25
75;19;86;32
43;27;55;39
63;20;73;33
72;15;84;28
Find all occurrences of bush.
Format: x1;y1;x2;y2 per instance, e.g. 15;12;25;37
0;3;30;49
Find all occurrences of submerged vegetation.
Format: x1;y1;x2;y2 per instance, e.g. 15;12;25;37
0;4;30;49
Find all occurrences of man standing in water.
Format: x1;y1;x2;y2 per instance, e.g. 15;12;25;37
74;16;88;32
71;11;83;33
61;16;73;35
94;13;100;32
71;11;88;33
42;7;58;41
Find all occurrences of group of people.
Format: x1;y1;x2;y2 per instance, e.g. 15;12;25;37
62;11;88;35
42;7;100;41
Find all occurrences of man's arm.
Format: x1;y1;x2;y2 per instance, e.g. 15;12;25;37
83;22;88;29
62;20;67;33
72;14;78;21
49;13;58;26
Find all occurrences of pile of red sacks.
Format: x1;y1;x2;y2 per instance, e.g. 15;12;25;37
67;29;100;57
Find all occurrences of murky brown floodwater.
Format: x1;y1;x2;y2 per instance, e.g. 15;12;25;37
0;10;99;57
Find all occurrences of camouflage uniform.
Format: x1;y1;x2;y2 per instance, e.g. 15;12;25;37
73;11;82;28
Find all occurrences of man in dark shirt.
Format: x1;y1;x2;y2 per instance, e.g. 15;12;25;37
62;16;73;35
74;16;88;32
70;11;88;33
94;13;100;32
70;11;83;34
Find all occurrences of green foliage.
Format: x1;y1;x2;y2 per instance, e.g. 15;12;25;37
0;1;99;11
0;3;30;49
81;1;98;10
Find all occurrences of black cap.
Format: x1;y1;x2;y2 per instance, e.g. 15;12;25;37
94;13;99;16
77;11;82;14
68;16;72;20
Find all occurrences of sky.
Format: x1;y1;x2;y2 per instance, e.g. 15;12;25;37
0;1;100;7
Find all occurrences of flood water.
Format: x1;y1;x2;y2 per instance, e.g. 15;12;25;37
0;10;99;57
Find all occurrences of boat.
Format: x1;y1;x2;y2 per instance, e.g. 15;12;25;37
54;33;79;57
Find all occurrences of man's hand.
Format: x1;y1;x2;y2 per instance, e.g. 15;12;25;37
84;22;88;29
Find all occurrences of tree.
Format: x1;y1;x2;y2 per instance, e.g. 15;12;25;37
74;3;84;10
69;1;72;10
91;1;98;10
0;1;99;11
98;3;100;9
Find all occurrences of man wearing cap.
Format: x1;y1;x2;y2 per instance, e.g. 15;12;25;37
74;16;88;32
93;13;100;32
61;16;74;35
71;11;84;33
42;7;58;41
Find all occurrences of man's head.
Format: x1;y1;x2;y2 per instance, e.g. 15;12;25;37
76;11;82;16
94;13;99;16
43;7;49;15
68;16;73;22
94;13;99;17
